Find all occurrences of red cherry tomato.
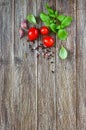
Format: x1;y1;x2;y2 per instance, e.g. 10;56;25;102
28;27;39;41
40;26;49;35
43;36;55;47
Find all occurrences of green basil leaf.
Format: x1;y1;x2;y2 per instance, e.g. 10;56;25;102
44;21;50;27
57;15;66;22
56;25;61;30
50;20;54;24
60;25;65;29
45;3;55;14
55;11;58;17
59;46;68;60
40;12;50;22
49;14;56;18
26;14;36;24
61;16;73;28
57;29;68;40
50;23;57;33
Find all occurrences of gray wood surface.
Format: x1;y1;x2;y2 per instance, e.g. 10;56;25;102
0;0;86;130
76;0;86;129
55;0;77;129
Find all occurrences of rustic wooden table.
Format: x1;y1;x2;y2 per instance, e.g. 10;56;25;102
0;0;86;130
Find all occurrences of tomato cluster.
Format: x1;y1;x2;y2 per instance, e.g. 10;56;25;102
28;26;55;47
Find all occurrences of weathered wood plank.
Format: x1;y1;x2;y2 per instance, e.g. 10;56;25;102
0;0;86;130
76;0;86;129
56;0;76;130
36;1;56;130
77;0;86;10
13;0;37;129
0;0;13;130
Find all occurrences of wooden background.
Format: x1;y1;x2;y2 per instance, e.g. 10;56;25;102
0;0;86;130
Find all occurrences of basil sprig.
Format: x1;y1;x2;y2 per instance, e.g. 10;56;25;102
40;3;73;41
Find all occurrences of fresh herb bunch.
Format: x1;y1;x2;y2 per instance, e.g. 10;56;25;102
19;3;73;60
40;3;73;40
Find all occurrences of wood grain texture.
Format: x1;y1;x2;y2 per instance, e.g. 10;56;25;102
77;0;86;10
56;0;76;130
76;0;86;129
36;1;56;130
13;0;37;129
0;0;86;130
0;0;13;130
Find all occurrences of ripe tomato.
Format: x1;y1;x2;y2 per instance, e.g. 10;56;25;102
40;26;49;35
43;36;54;47
43;36;55;47
28;27;39;41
